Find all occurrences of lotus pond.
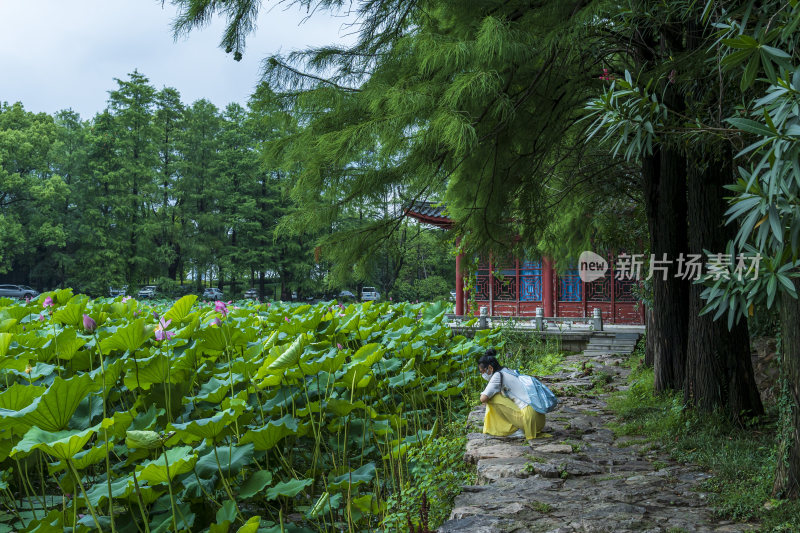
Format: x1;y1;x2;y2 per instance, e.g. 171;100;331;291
0;290;498;532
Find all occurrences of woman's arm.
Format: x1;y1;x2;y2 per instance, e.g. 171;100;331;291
480;373;502;404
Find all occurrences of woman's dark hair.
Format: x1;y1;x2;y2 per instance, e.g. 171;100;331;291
478;348;503;372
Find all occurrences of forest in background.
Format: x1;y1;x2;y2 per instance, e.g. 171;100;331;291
0;72;454;301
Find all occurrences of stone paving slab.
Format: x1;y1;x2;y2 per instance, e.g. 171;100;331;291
438;353;758;532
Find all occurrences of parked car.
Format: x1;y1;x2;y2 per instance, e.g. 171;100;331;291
109;285;128;297
243;288;259;299
338;290;356;301
203;287;224;300
0;284;39;300
361;287;380;301
138;285;158;299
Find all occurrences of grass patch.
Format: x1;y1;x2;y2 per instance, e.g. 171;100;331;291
607;341;800;532
530;501;554;513
499;328;568;376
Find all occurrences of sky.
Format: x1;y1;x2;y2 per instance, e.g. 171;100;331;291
0;1;356;120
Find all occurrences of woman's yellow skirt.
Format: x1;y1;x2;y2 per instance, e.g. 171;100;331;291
483;394;546;439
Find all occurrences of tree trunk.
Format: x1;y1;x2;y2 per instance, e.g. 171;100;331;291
643;147;690;392
645;308;656;367
774;279;800;499
684;157;763;420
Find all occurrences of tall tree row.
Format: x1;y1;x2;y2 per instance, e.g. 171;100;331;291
0;71;310;297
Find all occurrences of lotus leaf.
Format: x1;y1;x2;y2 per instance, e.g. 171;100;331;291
3;373;100;431
327;462;375;492
100;318;151;353
267;334;306;370
163;294;198;324
194;442;254;477
0;332;12;357
238;470;273;498
136;446;198;484
12;424;99;461
265;477;313;500
239;414;301;450
169;407;241;443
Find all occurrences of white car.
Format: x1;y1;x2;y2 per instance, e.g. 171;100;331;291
203;288;224;300
137;286;158;299
361;287;380;301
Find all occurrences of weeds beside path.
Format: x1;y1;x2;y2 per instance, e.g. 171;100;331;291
438;349;762;533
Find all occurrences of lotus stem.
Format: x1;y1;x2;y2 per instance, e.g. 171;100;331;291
92;331;116;533
67;459;102;532
131;468;150;533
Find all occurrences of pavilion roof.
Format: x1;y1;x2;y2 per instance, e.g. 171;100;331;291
404;200;452;229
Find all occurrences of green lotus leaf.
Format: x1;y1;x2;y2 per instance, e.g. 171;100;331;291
195;442;254;478
209;499;237;533
307;491;330;519
52;302;84;327
336;364;372;390
325;398;368;417
193;376;237;404
168;408;241;443
100;318;151;353
352;343;385;366
352;493;383;514
0;355;27;372
125;430;163;450
327;462;376;492
163;294;198;324
235;516;261;533
19;508;63;533
65;440;110;470
387;370;417;388
149;503;195;533
238;470;273;499
298;349;346;375
12;424;99;461
265;478;313;500
90;358;123;398
50;329;88;361
0;383;45;411
83;474;136;507
239;414;301;451
68;395;103;429
0;332;12;357
135;446;198;484
0;318;18;333
6;373;101;432
123;352;170;391
268;334;306;370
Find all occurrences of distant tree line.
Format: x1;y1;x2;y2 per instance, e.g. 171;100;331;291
0;71;453;300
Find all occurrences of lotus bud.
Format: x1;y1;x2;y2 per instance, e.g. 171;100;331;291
82;314;97;333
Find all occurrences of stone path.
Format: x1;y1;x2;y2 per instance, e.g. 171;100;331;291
438;352;757;533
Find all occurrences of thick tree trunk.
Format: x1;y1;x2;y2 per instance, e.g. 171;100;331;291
644;308;656;367
643;147;690;392
684;157;763;420
774;279;800;499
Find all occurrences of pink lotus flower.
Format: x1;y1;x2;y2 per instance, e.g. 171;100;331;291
154;317;174;341
285;316;290;322
337;343;343;350
25;295;31;303
38;314;44;322
122;296;131;303
212;317;222;327
82;314;97;333
43;296;54;308
153;311;159;319
215;300;228;317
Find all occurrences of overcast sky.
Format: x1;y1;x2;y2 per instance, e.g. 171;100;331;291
0;1;355;120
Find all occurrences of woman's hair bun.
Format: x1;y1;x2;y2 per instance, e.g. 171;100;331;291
484;348;497;357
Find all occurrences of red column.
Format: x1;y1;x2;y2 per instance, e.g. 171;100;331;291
455;240;464;315
543;256;554;317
